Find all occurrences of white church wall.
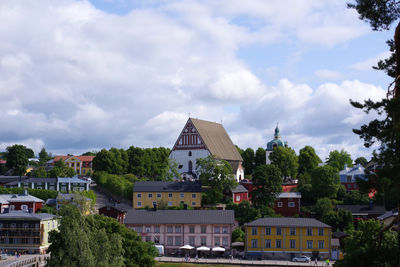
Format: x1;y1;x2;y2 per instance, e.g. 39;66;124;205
169;149;210;178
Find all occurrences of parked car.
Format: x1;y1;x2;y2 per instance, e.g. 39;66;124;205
292;255;311;262
155;245;164;256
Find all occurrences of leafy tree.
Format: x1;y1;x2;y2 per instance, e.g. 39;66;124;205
25;148;34;159
82;151;97;156
39;147;51;164
336;219;398;267
31;166;47;178
298;146;321;185
5;144;29;176
297;183;315;204
269;146;298;180
226;200;261;226
241;148;255;175
232;227;245;242
196;155;237;205
160;158;180;181
311;165;340;199
48;159;75;178
354;156;368;166
343;190;370;205
254;147;266;168
251;164;282;209
326;149;353;171
322;209;353;232
314;197;333;219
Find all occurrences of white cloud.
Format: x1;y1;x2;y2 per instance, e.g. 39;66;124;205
314;69;342;80
349;51;392;71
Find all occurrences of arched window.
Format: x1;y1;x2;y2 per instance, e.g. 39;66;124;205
188;161;193;172
188;151;192;156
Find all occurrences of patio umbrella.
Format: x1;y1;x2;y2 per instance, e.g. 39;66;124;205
196;246;210;251
232;242;244;247
180;244;195;250
212;247;226;252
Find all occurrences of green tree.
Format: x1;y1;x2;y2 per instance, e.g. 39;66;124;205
269;146;298;180
48;159;75;178
254;147;266;168
31;166;47;178
251;164;282;209
160;158;180;181
232;227;245;242
25;148;34;159
326;149;353;171
39;147;50;164
196;155;237;205
298;146;321;185
226;200;261;226
343;190;370;205
5;144;29;176
313;197;333;219
311;165;340;199
241;148;255;175
354;156;368;166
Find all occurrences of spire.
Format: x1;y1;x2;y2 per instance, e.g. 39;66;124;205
274;123;280;139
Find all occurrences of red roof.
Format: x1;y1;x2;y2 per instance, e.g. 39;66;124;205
282;184;297;192
53;155;95;163
0;159;6;164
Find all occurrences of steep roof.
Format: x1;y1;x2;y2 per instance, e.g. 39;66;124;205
337;205;386;215
232;184;248;193
190;118;242;161
133;181;202;192
277;192;301;199
245;217;331;228
0;194;44;204
0;211;55;221
53;155;94;163
124;209;235;225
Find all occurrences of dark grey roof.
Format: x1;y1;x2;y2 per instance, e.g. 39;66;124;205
99;205;127;213
5;177;57;185
377;209;398;220
0;211;55;221
132;181;202;192
0;176;28;184
124;209;234;225
231;184;248;193
245;217;331;228
337;205;386;215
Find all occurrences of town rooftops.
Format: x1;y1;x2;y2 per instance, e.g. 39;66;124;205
132;181;202;192
52;155;95;162
245;217;331;228
189;118;243;162
58;177;91;184
5;176;90;186
0;211;55;221
276;192;301;198
124;209;234;225
231;184;248;193
378;209;398;221
337;204;386;216
0;176;28;185
0;194;44;204
99;205;127;213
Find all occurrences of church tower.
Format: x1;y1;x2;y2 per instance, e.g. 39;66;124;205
265;124;288;164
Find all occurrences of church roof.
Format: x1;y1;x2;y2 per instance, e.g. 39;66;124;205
266;125;287;151
190;118;243;161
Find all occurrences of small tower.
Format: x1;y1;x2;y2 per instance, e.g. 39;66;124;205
265;124;288;164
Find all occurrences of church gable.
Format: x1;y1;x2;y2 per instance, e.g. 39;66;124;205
172;119;207;151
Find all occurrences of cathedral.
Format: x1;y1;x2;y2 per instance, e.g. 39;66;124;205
265;124;288;164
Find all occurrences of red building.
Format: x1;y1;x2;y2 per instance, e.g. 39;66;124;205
0;191;44;213
99;205;127;223
273;192;301;217
231;185;248;204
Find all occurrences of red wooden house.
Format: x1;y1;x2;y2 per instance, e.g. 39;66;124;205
99;205;127;223
0;191;44;213
273;192;301;217
231;184;248;204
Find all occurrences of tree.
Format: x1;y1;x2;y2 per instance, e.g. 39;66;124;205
311;165;341;199
31;166;47;178
251;164;282;209
5;144;29;176
48;159;75;178
254;147;266;168
196;155;237;205
326;149;353;171
39;147;50;164
322;209;353;232
269;146;298;180
298;146;321;185
314;197;333;219
241;148;255;175
226;200;261;226
160;158;180;181
232;227;245;242
354;156;368;166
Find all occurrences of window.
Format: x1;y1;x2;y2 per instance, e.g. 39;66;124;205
145;226;151;233
192;193;196;198
222;237;228;246
167;236;173;246
189;226;195;233
214;227;220;234
265;227;271;235
276;227;282;235
201;226;207;233
21;205;28;211
168;193;173;198
152;201;157;206
148;193;152;198
251;239;258;248
288;202;295;207
222;227;228;234
180;193;184;198
276;239;281;248
154;236;160;244
157;193;161;198
71;163;74;167
154;226;160;233
168;201;173;206
175;226;181;233
137;193;142;198
135;226;142;233
189;236;195;246
252;227;257;235
188;151;192;156
290;239;296;248
201;236;206;246
145;236;151;242
277;202;283;207
175;236;182;246
265;239;271;248
214;237;220;246
236;195;240;201
318;240;324;249
307;240;313;249
307;228;312;236
290;228;296;236
137;202;142;207
167;226;173;233
318;228;324;236
192;202;196;206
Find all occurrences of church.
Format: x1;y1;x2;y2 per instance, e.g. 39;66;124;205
169;118;244;182
265;124;288;164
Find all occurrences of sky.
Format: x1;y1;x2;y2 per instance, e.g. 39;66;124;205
0;0;395;161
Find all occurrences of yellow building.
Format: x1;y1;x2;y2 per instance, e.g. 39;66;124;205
245;217;332;261
51;155;95;176
132;181;202;209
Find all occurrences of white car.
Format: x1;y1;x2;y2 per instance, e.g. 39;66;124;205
292;255;311;262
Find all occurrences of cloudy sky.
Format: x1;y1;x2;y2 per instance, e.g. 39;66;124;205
0;0;394;161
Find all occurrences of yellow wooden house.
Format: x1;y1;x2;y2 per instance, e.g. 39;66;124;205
244;217;332;261
132;181;202;209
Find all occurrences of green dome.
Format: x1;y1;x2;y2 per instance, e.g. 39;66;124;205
266;124;287;151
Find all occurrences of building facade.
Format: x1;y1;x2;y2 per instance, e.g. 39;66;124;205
124;209;235;255
169;118;244;182
339;164;367;191
99;205;127;223
273;192;301;217
0;211;58;254
5;177;90;192
244;217;331;260
46;155;95;176
231;185;249;204
0;193;44;213
132;181;202;209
